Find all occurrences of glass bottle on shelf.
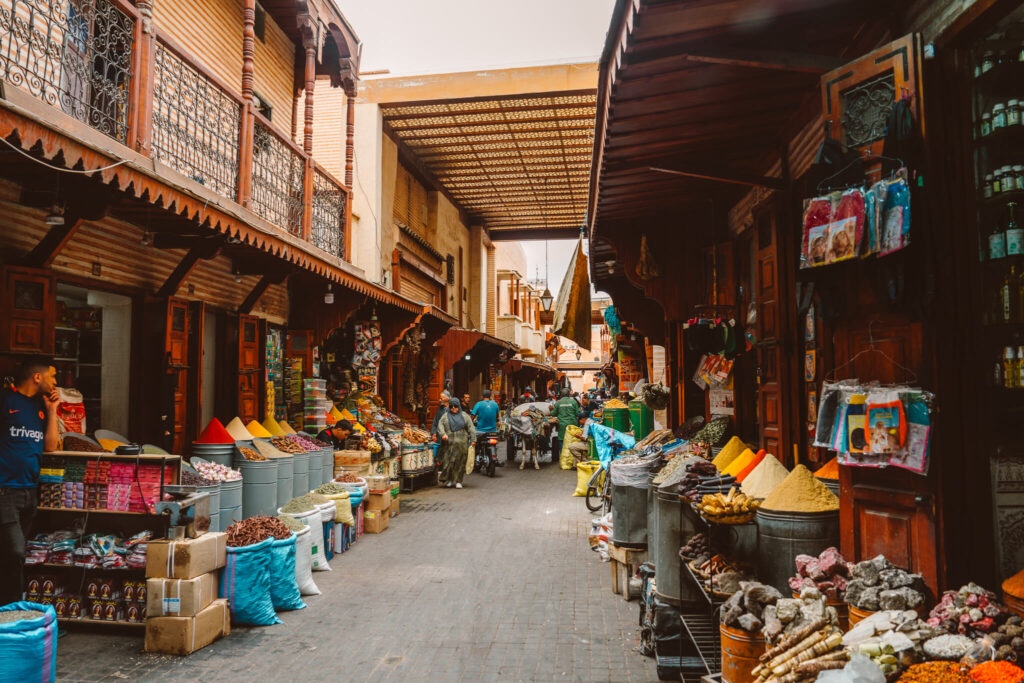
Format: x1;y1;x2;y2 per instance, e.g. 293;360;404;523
1010;100;1022;127
981;113;992;137
1015;165;1024;191
1004;346;1020;389
983;51;996;73
1001;265;1018;323
994;168;1005;194
984;173;995;198
1007;203;1023;256
990;216;1007;260
994;103;1008;130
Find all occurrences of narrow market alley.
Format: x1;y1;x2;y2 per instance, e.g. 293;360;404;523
56;449;654;683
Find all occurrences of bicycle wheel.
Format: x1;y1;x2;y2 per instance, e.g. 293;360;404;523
585;484;604;512
601;476;613;515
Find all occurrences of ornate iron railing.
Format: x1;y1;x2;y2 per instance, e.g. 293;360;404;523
151;41;240;200
251;118;304;235
0;0;134;143
311;167;346;257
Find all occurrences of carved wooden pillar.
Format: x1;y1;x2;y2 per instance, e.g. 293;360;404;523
303;45;316;154
131;0;156;155
237;0;256;207
344;87;355;260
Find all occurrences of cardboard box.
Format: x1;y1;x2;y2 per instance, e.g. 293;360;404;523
146;532;227;579
391;497;400;517
364;508;389;533
364;474;389;492
146;572;217;617
366;490;391;511
144;598;230;655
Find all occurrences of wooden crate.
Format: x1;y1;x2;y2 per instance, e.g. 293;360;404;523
607;542;647;600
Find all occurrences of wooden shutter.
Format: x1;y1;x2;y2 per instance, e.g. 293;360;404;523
393;165;411;227
398;269;440;305
410;178;428;235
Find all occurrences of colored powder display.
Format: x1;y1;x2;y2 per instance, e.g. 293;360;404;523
225;417;252;441
723;448;755;477
261;417;286;437
278;420;297;434
97;438;125;452
277;514;306;533
246;420;273;438
815;457;840;480
741;455;790;500
761;464;839;513
1003;568;1024;599
195;418;235;444
969;661;1024;683
735;449;767;482
712;436;744;471
280;496;316;513
329;405;344;421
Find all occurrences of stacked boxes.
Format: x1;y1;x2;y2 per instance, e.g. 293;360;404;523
303;378;328;432
144;532;229;655
60;482;84;509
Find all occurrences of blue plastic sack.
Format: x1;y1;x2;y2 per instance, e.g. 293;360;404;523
219;537;281;625
0;601;57;683
587;422;636;469
268;533;305;612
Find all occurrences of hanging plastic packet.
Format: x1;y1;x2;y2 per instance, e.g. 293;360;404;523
890;391;932;475
830;188;866;263
801;193;838;268
879;170;911;256
865;179;889;257
864;388;906;455
814;381;845;448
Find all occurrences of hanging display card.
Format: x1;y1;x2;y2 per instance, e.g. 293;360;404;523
709;389;735;416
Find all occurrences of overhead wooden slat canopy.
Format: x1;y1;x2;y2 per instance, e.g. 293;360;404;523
587;0;896;241
370;64;598;241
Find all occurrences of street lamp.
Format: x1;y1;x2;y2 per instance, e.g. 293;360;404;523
540;287;553;312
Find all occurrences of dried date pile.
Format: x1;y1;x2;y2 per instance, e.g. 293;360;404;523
225;516;291;547
237;447;266;461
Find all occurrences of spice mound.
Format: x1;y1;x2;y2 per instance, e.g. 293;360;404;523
280;495;316;514
276;514;306;533
270;436;306;454
815;457;839;480
335;472;362;483
896;660;970;682
237;447;266;461
0;610;45;623
315;482;349;495
970;660;1024;683
225;515;292;547
180;471;216;487
760;464;839;513
742;455;789;500
603;398;628;409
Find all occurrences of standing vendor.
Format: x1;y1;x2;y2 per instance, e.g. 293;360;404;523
437;397;475;489
552;387;579;459
1;357;59;605
431;391;451;481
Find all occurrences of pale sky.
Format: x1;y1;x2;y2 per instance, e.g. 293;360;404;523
338;0;615;295
339;0;616;76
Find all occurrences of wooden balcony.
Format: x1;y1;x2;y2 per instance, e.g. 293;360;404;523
0;0;351;260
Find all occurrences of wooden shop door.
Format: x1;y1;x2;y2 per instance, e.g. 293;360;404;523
237;314;260;422
166;298;190;454
820;34;941;593
754;203;794;462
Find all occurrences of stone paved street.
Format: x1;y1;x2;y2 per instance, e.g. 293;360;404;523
57;448;655;682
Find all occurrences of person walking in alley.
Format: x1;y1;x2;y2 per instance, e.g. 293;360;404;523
438;397;475;489
431;390;451;483
552;387;579;461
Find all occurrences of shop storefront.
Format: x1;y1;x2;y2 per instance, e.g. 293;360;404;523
584;0;1024;680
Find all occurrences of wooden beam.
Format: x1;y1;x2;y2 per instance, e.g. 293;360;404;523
669;48;846;74
157;245;206;298
238;271;288;314
153;233;223;250
23;217;86;268
389;113;595;134
488;228;581;241
646;166;784;190
394;122;595;143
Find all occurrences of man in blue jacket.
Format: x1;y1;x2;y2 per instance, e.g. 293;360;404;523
1;357;59;605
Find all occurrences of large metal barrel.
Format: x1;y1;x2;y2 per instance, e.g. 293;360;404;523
720;623;766;683
275;454;294;507
611;483;648;549
654;486;699;606
292;451;310;497
602;407;631;433
196;483;220;535
647;472;660;570
234;457;278;518
306;450;322;490
755;508;840;594
628;400;653;440
219;479;243;531
320;448;334;486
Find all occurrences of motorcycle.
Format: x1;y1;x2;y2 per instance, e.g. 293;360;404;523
474;431;500;477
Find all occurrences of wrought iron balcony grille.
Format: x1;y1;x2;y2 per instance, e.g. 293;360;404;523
151;42;241;200
251;119;304;235
0;0;134;143
310;168;345;257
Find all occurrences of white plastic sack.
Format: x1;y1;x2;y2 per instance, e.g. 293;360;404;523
292;525;320;596
282;507;331;572
316;501;335;523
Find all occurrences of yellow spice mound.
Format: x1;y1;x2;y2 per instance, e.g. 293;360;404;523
712;436;744;470
723;448;755;477
761;464;839;513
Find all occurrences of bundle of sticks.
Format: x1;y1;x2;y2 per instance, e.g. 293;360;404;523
751;617;849;682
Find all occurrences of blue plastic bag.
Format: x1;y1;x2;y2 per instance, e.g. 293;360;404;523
268;533;305;612
0;601;57;683
219;537;281;625
587;422;636;469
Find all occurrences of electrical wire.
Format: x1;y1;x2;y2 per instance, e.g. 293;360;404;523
0;134;130;174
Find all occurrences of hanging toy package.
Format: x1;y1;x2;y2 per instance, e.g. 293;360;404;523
879;170;911;256
830;188;866;263
890;391;933;475
801;193;838;268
